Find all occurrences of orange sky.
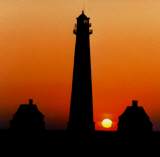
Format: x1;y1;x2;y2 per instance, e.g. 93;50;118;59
1;0;160;130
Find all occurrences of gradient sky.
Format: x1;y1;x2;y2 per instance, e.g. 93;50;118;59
1;0;160;130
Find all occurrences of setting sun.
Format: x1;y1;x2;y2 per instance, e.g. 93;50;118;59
101;118;113;129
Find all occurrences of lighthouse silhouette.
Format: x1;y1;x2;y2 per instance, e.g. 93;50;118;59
68;11;95;132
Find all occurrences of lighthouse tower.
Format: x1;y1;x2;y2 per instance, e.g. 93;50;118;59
68;11;95;132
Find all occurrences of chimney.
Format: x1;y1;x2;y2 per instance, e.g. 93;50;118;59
29;99;33;105
132;100;138;107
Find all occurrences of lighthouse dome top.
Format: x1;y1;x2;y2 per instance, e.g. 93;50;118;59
77;10;90;20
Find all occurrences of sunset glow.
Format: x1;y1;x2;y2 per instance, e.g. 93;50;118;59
0;1;160;130
101;118;113;129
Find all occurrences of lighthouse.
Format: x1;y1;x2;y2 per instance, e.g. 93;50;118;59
68;11;95;132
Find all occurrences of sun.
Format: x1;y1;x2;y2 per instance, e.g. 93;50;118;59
101;118;113;129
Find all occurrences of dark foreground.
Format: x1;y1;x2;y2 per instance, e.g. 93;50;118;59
0;130;159;155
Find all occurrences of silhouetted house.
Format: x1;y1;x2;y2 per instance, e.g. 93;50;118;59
67;11;95;132
10;99;45;131
118;100;152;139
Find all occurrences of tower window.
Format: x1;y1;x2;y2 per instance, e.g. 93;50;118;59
84;19;88;24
